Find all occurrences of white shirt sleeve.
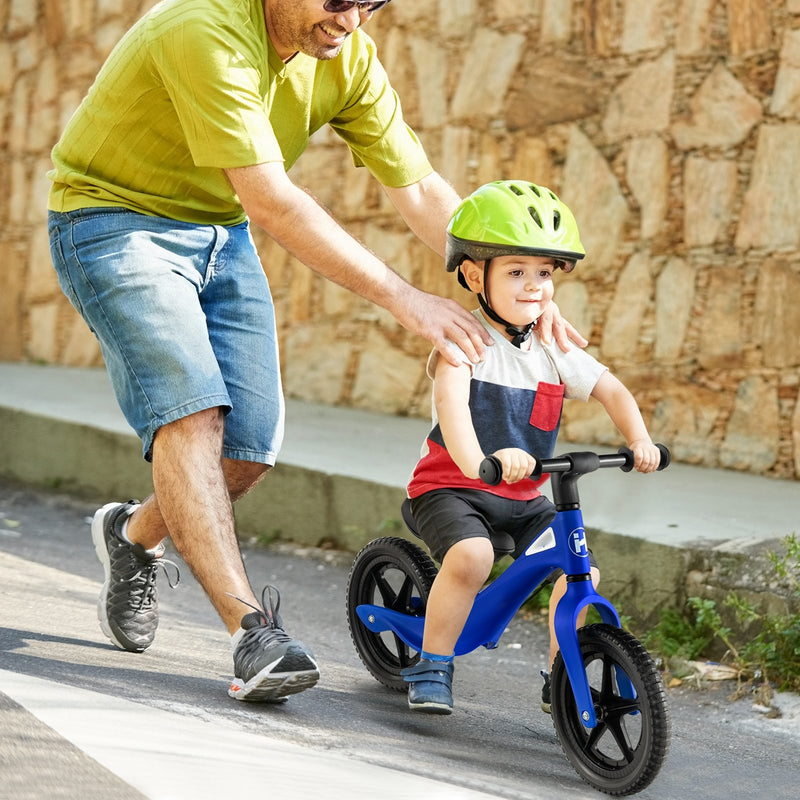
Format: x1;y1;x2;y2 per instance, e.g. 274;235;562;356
540;341;608;402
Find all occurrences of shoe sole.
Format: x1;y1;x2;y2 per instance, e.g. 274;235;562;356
91;502;147;653
228;651;320;702
408;699;453;715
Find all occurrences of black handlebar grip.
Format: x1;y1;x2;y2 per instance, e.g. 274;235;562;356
478;455;503;486
618;444;671;472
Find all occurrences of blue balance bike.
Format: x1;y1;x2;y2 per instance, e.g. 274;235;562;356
346;446;671;796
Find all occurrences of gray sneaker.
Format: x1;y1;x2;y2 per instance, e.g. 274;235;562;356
91;501;179;653
228;585;319;702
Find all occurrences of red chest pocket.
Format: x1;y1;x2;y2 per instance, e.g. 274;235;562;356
530;382;564;431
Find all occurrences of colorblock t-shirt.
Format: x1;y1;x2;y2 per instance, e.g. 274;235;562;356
407;310;609;501
48;0;432;225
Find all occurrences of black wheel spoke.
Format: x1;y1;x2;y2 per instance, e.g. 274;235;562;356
373;570;398;608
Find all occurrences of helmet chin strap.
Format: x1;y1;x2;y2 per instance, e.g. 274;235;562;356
478;258;535;348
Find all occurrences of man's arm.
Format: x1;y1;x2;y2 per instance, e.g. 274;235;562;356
225;162;490;366
381;172;461;256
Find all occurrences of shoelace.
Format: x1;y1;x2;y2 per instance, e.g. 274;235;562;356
227;584;284;630
123;553;181;612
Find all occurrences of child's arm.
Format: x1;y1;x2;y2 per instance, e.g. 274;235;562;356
434;358;537;482
590;372;661;473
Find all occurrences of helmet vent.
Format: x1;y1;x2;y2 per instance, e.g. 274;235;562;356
528;206;543;228
509;184;524;196
530;184;542;196
553;210;561;229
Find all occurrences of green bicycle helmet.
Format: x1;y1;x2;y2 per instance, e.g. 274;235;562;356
446;180;585;283
446;181;585;347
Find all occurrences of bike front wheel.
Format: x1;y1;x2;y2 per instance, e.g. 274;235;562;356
346;536;438;691
550;623;671;796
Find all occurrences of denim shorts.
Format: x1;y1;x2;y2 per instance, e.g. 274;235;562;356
48;207;284;464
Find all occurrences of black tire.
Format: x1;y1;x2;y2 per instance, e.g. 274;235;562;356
346;537;438;691
550;624;671;796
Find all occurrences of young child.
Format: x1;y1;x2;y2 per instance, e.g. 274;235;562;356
402;180;661;714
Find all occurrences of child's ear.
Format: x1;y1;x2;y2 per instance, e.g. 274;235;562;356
460;259;483;293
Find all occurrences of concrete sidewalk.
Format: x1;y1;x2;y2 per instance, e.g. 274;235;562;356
2;361;799;617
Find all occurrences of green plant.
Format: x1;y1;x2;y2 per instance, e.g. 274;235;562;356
642;600;719;662
644;534;800;696
720;534;800;693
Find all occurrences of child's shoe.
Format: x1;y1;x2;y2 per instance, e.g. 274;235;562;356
540;669;552;714
401;659;454;714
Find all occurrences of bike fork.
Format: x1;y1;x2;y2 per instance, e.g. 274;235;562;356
554;578;629;728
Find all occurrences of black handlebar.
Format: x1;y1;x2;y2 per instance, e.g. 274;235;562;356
478;444;671;487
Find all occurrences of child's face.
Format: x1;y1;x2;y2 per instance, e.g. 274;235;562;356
465;255;556;329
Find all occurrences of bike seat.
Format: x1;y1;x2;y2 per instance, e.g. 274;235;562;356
400;498;516;557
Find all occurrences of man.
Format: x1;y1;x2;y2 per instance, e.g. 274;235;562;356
47;0;580;702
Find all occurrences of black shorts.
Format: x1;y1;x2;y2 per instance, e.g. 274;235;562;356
408;489;557;564
408;489;599;576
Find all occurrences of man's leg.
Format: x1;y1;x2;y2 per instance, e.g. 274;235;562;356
128;407;265;633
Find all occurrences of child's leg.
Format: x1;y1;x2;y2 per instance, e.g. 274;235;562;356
402;536;494;714
422;536;495;656
547;565;601;668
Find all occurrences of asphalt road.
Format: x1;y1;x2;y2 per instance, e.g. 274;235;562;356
1;481;798;800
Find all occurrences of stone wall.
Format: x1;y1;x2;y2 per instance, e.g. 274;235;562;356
3;0;800;480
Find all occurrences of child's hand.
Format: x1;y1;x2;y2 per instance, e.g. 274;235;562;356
491;448;538;483
629;439;661;473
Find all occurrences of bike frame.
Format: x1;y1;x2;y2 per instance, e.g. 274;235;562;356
356;449;653;728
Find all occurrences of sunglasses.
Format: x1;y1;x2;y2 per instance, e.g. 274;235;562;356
322;0;391;13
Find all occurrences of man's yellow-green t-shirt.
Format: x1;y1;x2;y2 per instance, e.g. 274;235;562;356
48;0;433;225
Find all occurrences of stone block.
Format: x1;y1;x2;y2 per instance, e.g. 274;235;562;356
770;29;800;118
676;0;715;56
24;228;58;305
655;257;695;361
683;156;738;247
621;0;667;54
601;251;653;361
438;0;478;38
672;64;762;150
0;240;25;360
651;390;721;465
736;124;800;250
720;377;779;472
753;261;800;369
8;0;38;34
61;313;102;367
727;0;772;56
554;277;593;344
282;323;353;405
27;303;60;363
541;0;574;44
626;136;669;239
450;29;525;119
409;36;447;129
351;332;426;414
697;269;742;368
508;136;554;189
603;51;675;140
505;54;604;132
561;126;628;273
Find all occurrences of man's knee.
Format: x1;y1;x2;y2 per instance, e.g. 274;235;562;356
224;459;270;500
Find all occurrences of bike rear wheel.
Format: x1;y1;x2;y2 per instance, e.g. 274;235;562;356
550;623;670;796
346;537;438;691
